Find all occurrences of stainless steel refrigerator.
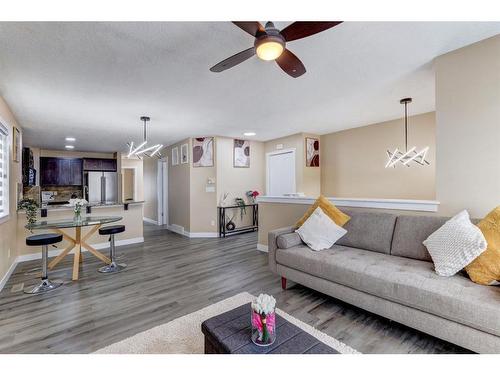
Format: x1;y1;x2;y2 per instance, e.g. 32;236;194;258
87;171;118;204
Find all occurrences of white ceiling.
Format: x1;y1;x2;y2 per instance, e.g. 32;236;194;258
0;22;499;153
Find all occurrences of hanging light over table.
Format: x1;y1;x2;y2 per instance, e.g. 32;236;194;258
385;98;430;168
126;116;163;159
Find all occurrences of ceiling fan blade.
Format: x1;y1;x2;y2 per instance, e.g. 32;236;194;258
232;21;265;37
280;21;343;42
276;49;306;78
210;47;256;73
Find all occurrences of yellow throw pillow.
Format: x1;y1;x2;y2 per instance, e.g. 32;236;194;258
295;195;350;228
465;206;500;285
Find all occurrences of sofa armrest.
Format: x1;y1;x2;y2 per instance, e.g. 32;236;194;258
268;226;296;274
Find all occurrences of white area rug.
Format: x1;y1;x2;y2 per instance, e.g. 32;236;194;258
95;292;359;354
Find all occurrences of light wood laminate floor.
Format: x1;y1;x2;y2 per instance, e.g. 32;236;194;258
0;224;470;354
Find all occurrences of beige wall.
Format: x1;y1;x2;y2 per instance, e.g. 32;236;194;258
164;137;266;234
216;137;265;227
264;133;321;197
435;35;500;217
143;157;158;222
321;112;436;199
166;139;190;231
189;137;217;233
121;157;144;201
0;97;22;284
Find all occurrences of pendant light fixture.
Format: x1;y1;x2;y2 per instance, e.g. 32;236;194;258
385;98;430;168
126;116;163;159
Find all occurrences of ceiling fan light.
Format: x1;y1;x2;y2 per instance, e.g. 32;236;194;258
255;41;284;61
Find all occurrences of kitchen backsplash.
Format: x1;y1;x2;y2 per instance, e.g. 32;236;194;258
42;186;83;202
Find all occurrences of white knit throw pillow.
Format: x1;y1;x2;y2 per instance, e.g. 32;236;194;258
423;210;487;276
296;207;347;251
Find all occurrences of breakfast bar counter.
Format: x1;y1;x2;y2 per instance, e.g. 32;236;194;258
17;202;145;271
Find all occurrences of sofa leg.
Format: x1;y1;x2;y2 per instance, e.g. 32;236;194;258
281;277;287;290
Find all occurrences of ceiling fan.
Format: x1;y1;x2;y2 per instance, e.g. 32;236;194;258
210;21;343;78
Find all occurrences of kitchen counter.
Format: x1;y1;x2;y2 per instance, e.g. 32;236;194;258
19;200;145;212
17;201;145;258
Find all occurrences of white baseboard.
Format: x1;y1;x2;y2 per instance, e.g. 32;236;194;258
143;217;158;225
0;258;19;292
167;224;218;238
187;232;218;238
257;244;269;252
15;237;144;264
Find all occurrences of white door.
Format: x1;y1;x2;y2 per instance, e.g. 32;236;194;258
157;159;168;225
267;150;296;196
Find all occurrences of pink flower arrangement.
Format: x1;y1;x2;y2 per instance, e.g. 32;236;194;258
252;310;276;335
246;190;260;203
251;293;276;346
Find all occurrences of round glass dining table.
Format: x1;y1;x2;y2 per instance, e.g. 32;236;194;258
27;216;122;280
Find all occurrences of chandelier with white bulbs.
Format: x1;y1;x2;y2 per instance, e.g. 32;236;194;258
385;98;430;168
127;116;163;159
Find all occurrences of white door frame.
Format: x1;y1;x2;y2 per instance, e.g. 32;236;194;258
266;148;296;196
157;158;168;226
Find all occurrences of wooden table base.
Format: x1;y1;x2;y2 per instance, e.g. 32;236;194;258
48;224;111;280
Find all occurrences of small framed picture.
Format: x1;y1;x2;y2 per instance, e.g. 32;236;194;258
13;126;20;163
172;147;179;166
305;137;320;167
181;143;189;164
233;139;250;168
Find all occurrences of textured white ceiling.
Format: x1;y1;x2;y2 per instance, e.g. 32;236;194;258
0;22;499;152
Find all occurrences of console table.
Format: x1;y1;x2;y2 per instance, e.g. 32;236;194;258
217;204;258;238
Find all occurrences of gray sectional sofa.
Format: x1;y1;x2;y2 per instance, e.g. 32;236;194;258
268;208;500;353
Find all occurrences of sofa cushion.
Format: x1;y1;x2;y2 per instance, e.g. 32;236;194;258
276;245;500;336
423;210;487;277
335;209;397;254
296;207;348;251
466;206;500;285
391;215;449;262
295;195;351;228
277;232;303;249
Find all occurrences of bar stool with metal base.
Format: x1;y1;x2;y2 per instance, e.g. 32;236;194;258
24;233;64;294
98;225;127;273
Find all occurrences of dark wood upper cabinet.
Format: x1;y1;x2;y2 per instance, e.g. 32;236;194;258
40;157;83;186
83;158;117;172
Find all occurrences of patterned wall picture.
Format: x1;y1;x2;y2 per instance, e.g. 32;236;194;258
172;146;179;166
233;139;250;168
192;137;214;167
13;126;20;162
305;137;320;167
181;143;189;164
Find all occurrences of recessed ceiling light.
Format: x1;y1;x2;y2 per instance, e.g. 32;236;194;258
65;137;76;142
243;132;256;136
65;145;74;149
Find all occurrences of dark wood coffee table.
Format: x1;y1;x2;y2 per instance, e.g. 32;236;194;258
201;303;339;354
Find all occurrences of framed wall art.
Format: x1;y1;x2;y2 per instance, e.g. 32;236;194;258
192;137;214;167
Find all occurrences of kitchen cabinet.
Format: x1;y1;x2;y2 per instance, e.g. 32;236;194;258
40;157;83;186
83;158;117;172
